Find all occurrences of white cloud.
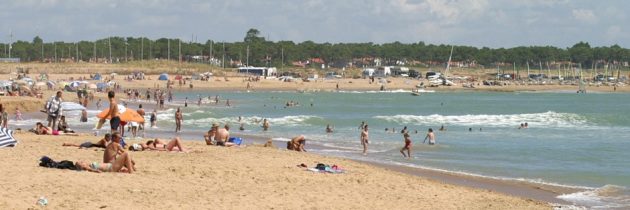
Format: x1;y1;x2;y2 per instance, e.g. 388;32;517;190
0;0;629;48
572;9;597;23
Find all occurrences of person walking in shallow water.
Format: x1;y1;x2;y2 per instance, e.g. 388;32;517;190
423;128;435;145
175;107;183;133
400;133;412;159
361;125;369;155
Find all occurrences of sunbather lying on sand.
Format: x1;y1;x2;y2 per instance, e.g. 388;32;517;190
75;152;135;173
29;122;79;136
30;122;51;135
62;133;111;149
129;137;187;152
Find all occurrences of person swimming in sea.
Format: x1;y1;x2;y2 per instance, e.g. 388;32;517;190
326;124;334;133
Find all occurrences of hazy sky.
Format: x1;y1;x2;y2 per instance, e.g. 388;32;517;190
1;0;627;48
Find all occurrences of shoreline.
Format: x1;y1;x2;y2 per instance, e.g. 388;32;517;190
232;132;579;206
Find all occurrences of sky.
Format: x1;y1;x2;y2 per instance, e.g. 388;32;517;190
0;0;628;48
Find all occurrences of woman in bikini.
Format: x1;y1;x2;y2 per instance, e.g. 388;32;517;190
400;133;412;159
129;137;186;152
75;152;135;173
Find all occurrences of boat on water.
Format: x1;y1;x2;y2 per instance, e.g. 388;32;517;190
411;88;433;96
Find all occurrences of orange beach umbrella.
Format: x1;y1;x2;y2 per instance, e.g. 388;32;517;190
97;105;144;123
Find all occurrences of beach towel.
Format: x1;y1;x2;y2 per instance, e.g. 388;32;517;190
0;127;17;148
228;137;243;145
308;163;345;174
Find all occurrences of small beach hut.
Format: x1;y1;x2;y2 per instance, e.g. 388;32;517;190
0;128;17;148
158;73;169;80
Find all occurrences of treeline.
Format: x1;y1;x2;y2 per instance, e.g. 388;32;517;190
2;28;629;69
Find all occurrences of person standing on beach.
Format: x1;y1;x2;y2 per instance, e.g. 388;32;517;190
14;107;23;121
400;133;412;159
0;105;8;129
361;125;369;155
103;91;120;134
175;107;183;133
45;91;63;132
137;104;146;135
423;128;435;145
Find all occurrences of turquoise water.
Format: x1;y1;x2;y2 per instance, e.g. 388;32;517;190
44;90;630;208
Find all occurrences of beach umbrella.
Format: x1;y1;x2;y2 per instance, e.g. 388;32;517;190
0;128;17;148
61;102;86;111
35;82;46;86
88;83;97;89
96;105;144;123
69;81;81;88
14;80;27;85
47;81;56;86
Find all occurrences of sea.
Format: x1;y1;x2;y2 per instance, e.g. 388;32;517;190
16;90;630;209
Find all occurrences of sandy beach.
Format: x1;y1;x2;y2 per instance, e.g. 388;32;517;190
0;132;548;209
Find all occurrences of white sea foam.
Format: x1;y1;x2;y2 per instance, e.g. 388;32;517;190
272;137;291;142
557;185;630;209
337;89;414;94
153;114;321;128
374;111;589;128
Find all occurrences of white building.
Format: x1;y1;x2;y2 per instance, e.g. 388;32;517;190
237;67;277;77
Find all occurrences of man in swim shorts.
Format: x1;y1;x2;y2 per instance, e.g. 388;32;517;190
104;91;120;134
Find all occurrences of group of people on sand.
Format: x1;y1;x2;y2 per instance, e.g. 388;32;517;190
69;131;137;173
204;123;237;147
57;89;187;173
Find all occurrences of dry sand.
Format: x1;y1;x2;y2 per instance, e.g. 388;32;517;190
0;133;548;209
